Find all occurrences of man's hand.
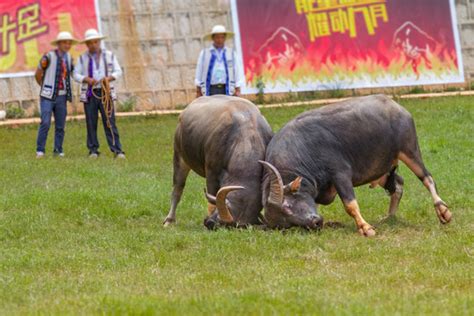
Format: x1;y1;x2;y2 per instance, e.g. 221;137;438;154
34;55;49;86
40;55;49;70
84;77;97;86
234;87;241;97
105;76;115;82
34;68;44;86
196;87;203;98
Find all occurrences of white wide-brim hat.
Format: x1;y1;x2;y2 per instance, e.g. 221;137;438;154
50;31;78;45
203;25;234;41
81;28;106;43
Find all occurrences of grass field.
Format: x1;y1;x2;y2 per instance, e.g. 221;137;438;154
0;96;473;315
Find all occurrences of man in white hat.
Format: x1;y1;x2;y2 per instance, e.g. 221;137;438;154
34;31;77;158
73;29;125;158
195;25;244;97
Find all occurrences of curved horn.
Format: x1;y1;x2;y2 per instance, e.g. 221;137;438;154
259;160;284;207
204;188;216;205
215;186;245;223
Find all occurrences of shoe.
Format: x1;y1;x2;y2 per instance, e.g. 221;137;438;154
53;151;65;158
36;151;45;159
115;153;126;159
89;153;99;158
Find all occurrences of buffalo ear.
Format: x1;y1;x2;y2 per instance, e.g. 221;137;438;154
290;176;303;192
284;176;303;194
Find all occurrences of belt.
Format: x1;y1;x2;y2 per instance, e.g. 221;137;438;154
211;84;226;88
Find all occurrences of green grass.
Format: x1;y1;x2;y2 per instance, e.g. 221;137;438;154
0;96;473;315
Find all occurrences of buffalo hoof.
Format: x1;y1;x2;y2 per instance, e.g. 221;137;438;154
203;217;218;230
435;201;452;224
163;218;176;227
358;224;376;237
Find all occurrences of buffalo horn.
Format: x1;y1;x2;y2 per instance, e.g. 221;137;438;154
215;186;245;223
204;188;217;205
259;160;284;207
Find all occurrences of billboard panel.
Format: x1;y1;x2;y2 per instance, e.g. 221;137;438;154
231;0;464;93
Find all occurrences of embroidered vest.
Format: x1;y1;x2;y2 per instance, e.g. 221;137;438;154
40;50;73;101
198;47;236;96
78;50;117;102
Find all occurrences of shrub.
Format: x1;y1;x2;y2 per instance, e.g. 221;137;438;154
6;104;25;119
117;96;137;112
408;86;426;94
255;77;265;104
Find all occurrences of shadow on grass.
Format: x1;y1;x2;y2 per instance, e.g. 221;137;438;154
374;215;422;230
323;221;346;229
161;215;444;237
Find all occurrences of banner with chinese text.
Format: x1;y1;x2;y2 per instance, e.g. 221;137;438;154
231;0;464;94
0;0;100;78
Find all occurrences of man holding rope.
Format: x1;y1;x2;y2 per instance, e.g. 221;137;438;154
73;29;125;158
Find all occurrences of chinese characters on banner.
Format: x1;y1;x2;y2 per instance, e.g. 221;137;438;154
295;0;389;40
0;0;100;78
231;0;464;94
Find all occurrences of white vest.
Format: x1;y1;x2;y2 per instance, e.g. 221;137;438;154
198;47;237;96
40;50;72;101
78;50;117;102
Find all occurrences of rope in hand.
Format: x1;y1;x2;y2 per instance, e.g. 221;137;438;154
91;77;116;146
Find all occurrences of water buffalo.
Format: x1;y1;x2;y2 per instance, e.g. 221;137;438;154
163;95;273;228
260;94;452;236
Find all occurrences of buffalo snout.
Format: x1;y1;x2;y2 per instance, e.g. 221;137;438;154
307;214;324;230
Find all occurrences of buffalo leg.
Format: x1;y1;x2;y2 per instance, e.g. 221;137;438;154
203;175;220;229
334;174;376;237
398;152;452;224
383;168;405;217
163;153;191;226
387;174;404;217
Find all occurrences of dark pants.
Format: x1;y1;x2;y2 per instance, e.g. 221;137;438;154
83;90;123;154
36;95;67;153
209;84;227;96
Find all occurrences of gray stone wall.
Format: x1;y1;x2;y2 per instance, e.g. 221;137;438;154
457;0;474;81
1;0;473;117
97;0;232;112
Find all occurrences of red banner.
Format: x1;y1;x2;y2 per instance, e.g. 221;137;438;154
231;0;464;94
0;0;100;78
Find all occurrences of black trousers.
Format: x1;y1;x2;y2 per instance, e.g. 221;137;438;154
83;90;123;154
209;84;227;96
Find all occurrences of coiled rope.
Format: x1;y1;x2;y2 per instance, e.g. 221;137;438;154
91;78;115;146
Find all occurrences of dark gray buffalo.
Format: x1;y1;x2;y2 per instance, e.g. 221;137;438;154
260;95;452;236
163;95;273;228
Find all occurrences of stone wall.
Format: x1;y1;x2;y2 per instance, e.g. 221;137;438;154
1;0;473;117
457;0;474;81
97;0;232;112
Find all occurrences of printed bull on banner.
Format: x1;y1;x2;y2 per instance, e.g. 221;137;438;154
0;0;100;78
231;0;464;94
